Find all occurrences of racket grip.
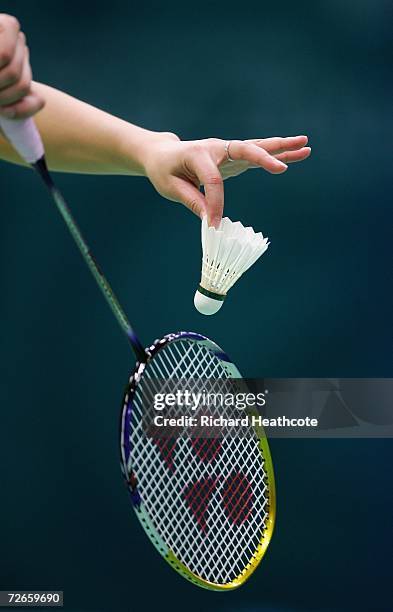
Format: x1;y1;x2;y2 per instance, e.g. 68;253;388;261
0;116;44;164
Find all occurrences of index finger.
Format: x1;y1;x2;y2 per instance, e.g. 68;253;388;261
0;14;20;69
186;147;224;228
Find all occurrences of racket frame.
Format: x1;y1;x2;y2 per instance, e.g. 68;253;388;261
120;331;276;591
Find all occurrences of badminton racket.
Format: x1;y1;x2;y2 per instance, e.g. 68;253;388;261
0;116;275;590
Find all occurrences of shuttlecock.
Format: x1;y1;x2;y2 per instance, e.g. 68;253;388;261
194;216;270;315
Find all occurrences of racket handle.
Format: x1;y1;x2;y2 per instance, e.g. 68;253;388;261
0;116;44;164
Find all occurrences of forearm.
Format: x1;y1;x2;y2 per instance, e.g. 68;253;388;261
0;81;165;175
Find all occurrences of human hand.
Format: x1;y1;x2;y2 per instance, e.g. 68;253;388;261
0;14;44;119
143;134;311;227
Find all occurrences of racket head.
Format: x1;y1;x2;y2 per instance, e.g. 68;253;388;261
120;332;275;590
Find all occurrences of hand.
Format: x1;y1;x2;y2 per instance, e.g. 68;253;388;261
143;134;311;227
0;14;44;119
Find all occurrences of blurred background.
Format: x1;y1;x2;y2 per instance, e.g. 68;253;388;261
0;1;392;610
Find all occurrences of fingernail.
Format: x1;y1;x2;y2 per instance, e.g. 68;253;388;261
209;216;221;229
1;108;16;118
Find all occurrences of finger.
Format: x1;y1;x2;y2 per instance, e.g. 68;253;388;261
0;34;26;96
246;135;308;155
186;147;224;227
170;176;207;219
0;91;45;119
0;32;25;90
228;140;288;174
0;14;20;69
275;146;311;164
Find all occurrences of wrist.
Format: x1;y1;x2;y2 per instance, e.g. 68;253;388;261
116;124;179;177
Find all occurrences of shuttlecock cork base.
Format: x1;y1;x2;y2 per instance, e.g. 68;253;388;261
194;216;270;315
194;284;226;315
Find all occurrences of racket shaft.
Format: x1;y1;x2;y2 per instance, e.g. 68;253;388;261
35;158;146;361
0;117;146;361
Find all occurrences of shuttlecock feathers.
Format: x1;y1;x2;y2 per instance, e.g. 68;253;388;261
194;216;270;315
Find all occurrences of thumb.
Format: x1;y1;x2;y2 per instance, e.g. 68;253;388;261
170;176;207;220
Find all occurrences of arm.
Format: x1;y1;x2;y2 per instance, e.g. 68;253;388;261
0;13;311;226
1;82;311;225
0;80;172;175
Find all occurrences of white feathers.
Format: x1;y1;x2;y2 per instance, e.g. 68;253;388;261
194;216;270;315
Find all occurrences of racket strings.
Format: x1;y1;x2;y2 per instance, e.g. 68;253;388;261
127;339;269;584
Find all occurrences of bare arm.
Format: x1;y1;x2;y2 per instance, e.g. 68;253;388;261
0;81;171;175
0;13;311;226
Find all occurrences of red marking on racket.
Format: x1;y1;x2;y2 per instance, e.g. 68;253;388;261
222;472;253;525
183;478;218;533
152;438;178;473
190;437;223;463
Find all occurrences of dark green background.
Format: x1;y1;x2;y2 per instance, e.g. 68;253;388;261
0;2;392;611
